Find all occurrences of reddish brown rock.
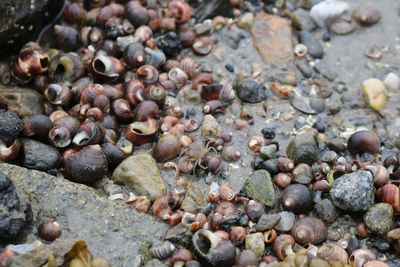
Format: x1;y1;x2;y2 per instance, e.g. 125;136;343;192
251;13;296;85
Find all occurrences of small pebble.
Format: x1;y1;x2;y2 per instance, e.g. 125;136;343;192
299;31;324;58
314;199;339;223
225;64;235;73
362;78;386;111
274;211;295;232
321;150;337;162
372;238;391;252
364;203;393;235
261;127;276;139
383;72;400;91
255;214;281;232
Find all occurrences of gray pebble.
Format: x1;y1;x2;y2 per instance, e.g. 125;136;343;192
314;199;339;223
364;203;393;235
313;61;337;81
255;213;281;232
274;211;295;232
321;150;337;162
297;59;313;78
309;98;325;113
299;31;324;58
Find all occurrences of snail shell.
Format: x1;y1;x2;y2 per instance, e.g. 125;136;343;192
168;0;192;24
349;249;376;267
201;84;224;101
125;1;149;27
53;25;80;51
96;3;124;26
281;184;314;214
144;48;166;69
64;144;108;184
48;126;71;148
376;183;400;213
37;221;62;242
153;133;182;162
72;121;104;146
273;234;295;260
170;249;194;266
44;84;72;106
112;98;134;121
123;42;145;68
317;243;349;264
352;7;381;26
0;139;21;162
150;241;176;260
137;65;159;85
134;100;159;121
180;57;198;79
153;194;173;220
48;52;85;83
291;217;327;245
347;130;380;154
126;118;158;145
192;72;213;91
22;115;53;140
92;54;125;83
63;3;86;24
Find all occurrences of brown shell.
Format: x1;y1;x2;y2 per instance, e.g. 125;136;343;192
247;135;264;153
220;182;236;202
54;25;80;51
126;118;158;145
134;100;159;121
48;126;72;148
291;217;327;245
53;115;80;136
93;94;110;113
153;133;182;162
65;144;108;184
192;73;213;91
203;100;226;114
63;3;86;24
125;1;149;27
137;65;159;85
22;115;53;139
72;121;104;146
152;194;173;220
180;57;198;79
147;9;161;31
123;42;145;68
264;229;277;244
347;130;380;154
145;85;166;106
281;184;313;214
192;37;213;56
277;157;294;172
37;221;62;242
274;173;292;189
125;79;145;105
170;249;193;266
92;54;125;83
229;226;247;245
168;0;192;24
112;98;134;121
179;29;196;48
44;84;72;106
96;3;124;26
352;7;381;26
205;155;222;175
221;145;241;162
273;234;295;260
349;249;376;267
0;139;21;162
376;183;400;213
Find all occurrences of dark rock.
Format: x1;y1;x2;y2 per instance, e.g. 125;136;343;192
313;61;338;81
330;171;375;212
297;59;313;78
314;199;339;223
21;138;61;171
0;87;44;117
234;76;267;103
165;223;193;248
255;214;281;232
320;150;337;162
0;109;22;144
243;170;277;208
156;32;182;57
364;203;393;235
286;132;318;165
0;0;64;52
0;163;168;265
0;172;29;242
293;8;317;31
251;13;296;85
299;31;324;58
309;98;325;113
190;0;233;22
372;238;391;253
254;159;279;175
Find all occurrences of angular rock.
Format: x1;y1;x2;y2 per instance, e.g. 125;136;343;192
255;214;281;232
0;163;168;265
364;203;393;235
21;138;61;171
234;75;267;104
330;171;375;212
244;170;276;208
0;172;29;242
112;152;167;201
0;87;44;117
251;13;296;85
286;132;318;165
299;31;324;58
0;109;22;144
314;199;339;223
0;0;64;52
201;114;222;137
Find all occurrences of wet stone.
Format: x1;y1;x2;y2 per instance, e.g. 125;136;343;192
0;172;29;242
330;171;375;212
255;213;281;232
313;61;338;81
244;170;277;208
314;199;339;223
0;87;44;117
364;203;393;235
112;152;167;201
321;150;337;162
274;211;295;232
309;98;325;113
372;238;391;253
251;13;296;85
293;8;316;31
286;132;318;165
297;59;313;78
299;31;324;58
21;139;61;172
234;76;267;104
165;223;193;248
0;109;22;144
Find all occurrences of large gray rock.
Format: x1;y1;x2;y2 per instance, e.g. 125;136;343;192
0;0;64;52
330;171;375;212
112;152;167;201
0;163;168;266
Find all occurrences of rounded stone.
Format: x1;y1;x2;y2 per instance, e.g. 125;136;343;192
329;171;374;212
21;138;61;171
274;211;295;232
314;199;339;223
255;213;281;232
364;203;393;235
245;232;265;258
299;31;324;58
0;109;22;144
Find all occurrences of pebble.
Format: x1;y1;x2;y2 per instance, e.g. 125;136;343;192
225;64;234;73
255;214;281;232
309;98;325;113
330;20;355;35
112;152;167;201
313;61;337;81
0;173;29;241
165;223;193;248
364;203;393;235
320;150;337;162
372;238;391;253
244;170;277;208
314;199;339;223
259;144;277;160
383;72;400;91
274;211;295;232
245;233;265;258
299;31;324;58
0;88;44;117
330;171;375;212
309;0;351;28
286;132;318;165
362;78;386;111
297;59;313;78
21;138;61;171
291;94;318;115
0;109;22;144
238;12;255;30
292;8;316;31
201;114;222;137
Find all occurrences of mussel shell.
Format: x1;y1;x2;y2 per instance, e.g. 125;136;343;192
153;133;181;162
291;217;327;245
65;144;108;184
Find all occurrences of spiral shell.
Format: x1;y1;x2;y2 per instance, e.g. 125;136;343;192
192;72;213;91
112;98;134;121
126;118;158;145
0;139;21;162
168;67;188;89
179;29;196;48
137;65;159;85
144;48;166;68
349;249;376;267
44;84;72;106
48;52;85;83
153;194;173;220
63;3;86;24
291;217;327;245
96;3;124;26
125;1;149;27
168;0;192;24
180;57;198;79
72;121;104;146
273;234;295;260
92;53;125;82
54;25;80;51
124;42;145;68
150;241;176;260
153;133;182;162
376;183;400;213
201;84;224;101
134;100;159;121
48;126;71;148
317;243;349;264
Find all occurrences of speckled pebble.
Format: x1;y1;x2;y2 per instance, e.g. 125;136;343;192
330;171;374;212
255;213;281;232
321;150;337;162
364;203;393;235
314;199;340;223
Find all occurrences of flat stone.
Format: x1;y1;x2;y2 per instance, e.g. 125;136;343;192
251;13;296;85
313;61;338;81
330;171;375;212
0;0;63;52
244;170;277;208
0;87;44;117
112;152;167;201
0;163;168;266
